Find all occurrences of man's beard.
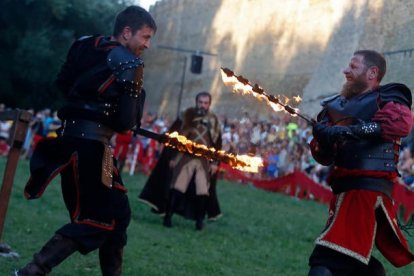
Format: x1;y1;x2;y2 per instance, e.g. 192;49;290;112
196;107;208;115
340;75;369;99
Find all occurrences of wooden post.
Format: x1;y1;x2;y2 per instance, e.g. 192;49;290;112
0;109;32;243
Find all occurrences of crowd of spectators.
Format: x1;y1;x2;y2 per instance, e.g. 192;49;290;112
218;112;327;182
0;105;61;158
1;103;414;188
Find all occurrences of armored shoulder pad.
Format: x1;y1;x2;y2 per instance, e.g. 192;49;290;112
316;94;339;122
320;94;340;107
379;83;412;108
107;46;144;97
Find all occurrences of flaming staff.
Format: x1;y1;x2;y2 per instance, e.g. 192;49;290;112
135;128;262;173
220;67;315;125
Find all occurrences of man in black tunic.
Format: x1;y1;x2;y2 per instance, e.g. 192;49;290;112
17;6;156;276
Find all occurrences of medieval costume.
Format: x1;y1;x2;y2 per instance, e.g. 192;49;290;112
165;107;221;230
138;115;222;225
18;35;145;275
309;83;414;274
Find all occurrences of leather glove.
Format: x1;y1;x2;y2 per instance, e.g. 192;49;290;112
312;123;354;147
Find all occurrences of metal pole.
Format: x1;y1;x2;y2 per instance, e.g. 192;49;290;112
157;45;217;56
176;55;187;118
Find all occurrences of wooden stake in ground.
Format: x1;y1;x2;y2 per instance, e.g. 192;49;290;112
0;109;32;256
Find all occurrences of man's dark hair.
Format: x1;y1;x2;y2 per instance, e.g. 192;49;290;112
195;91;212;104
354;50;386;81
113;6;157;37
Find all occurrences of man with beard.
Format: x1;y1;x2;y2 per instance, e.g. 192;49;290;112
16;6;156;275
308;50;414;275
162;91;222;230
138;112;222;225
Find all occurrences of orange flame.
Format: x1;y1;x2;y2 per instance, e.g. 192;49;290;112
293;95;302;102
165;131;263;173
221;68;302;114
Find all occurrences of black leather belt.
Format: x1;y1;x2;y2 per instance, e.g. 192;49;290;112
61;119;114;144
330;176;393;198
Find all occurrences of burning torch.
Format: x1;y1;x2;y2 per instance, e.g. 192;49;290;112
220;67;315;125
135;128;262;173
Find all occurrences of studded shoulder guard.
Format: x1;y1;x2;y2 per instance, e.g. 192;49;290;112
107;46;144;97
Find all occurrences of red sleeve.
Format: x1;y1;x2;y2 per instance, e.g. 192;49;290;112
372;102;413;141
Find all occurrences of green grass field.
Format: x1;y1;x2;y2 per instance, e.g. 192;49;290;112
1;158;414;275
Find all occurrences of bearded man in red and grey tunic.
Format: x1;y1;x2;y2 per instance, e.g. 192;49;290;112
308;50;414;276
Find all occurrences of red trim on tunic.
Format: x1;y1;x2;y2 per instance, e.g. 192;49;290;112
66;153;116;230
94;36;103;48
24;152;79;199
25;148;116;230
316;190;414;267
73;218;115;231
113;183;127;192
70;153;81;222
98;75;116;94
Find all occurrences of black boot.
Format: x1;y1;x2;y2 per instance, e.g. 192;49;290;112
99;243;123;276
163;213;173;227
195;195;207;231
353;256;386;276
163;189;180;228
308;266;332;276
16;234;79;275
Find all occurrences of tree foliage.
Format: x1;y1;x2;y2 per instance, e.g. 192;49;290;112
0;0;134;110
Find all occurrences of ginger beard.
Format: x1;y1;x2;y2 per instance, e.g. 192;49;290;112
340;70;369;99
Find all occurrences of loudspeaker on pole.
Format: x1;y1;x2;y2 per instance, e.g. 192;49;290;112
190;54;203;74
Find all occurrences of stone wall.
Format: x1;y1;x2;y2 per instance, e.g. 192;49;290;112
142;0;414;119
301;0;414;116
